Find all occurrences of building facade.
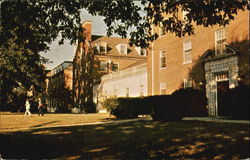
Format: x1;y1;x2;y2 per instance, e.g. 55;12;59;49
47;61;73;112
148;10;249;116
73;21;147;111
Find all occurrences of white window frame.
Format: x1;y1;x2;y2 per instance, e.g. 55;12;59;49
184;78;192;88
100;61;108;71
96;41;107;54
111;62;119;72
135;47;147;56
183;40;192;64
160;82;167;95
116;44;127;55
215;28;226;55
160;50;166;69
159;26;166;37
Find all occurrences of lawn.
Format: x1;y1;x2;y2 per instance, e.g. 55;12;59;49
0;115;249;160
0;112;113;131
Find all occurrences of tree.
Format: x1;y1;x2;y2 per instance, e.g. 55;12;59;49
1;0;248;110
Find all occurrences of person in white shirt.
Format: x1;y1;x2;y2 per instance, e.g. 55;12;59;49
24;99;31;116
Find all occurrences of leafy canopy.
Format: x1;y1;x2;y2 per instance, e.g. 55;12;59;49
0;0;248;108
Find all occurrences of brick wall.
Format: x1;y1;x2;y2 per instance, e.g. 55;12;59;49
148;10;249;95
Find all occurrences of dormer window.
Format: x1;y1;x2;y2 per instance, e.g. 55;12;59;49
135;47;147;56
96;41;107;54
116;44;127;54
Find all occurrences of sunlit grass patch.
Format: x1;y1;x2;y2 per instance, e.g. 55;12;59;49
0;120;249;159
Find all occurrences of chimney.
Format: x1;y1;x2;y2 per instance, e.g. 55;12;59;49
82;21;92;41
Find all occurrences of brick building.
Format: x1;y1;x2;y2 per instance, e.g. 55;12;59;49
73;21;147;112
147;10;249;116
47;61;73;112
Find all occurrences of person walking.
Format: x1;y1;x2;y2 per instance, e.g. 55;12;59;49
38;97;44;116
24;99;32;116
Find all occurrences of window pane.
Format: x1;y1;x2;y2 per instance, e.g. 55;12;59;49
160;51;166;68
100;61;107;71
120;44;127;54
112;63;118;72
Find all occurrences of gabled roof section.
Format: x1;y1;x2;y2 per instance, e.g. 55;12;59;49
91;35;144;57
201;45;240;62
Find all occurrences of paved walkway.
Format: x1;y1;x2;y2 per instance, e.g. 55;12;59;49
183;117;250;124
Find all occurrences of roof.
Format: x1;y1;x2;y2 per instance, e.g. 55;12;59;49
91;35;146;58
122;59;147;70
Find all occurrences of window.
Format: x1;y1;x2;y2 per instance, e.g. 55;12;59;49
160;50;166;69
126;88;129;97
100;61;108;71
184;78;192;88
215;29;226;55
183;40;192;64
160;82;166;95
111;62;119;72
140;49;147;56
135;47;147;56
96;41;107;54
159;26;166;37
116;44;127;54
215;72;229;81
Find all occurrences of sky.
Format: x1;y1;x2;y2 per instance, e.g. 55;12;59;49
40;10;107;70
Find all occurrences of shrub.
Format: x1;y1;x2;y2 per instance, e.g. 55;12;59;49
171;88;208;117
227;84;249;119
101;97;151;119
146;95;183;121
101;97;119;114
84;101;97;113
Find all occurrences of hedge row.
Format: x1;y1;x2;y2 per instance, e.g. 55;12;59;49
220;84;249;120
102;88;208;121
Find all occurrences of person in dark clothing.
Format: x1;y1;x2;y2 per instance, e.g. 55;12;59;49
38;98;44;116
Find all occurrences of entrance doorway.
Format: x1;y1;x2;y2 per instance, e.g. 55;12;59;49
217;81;230;116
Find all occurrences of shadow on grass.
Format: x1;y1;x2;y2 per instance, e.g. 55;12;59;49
30;121;59;128
0;120;249;159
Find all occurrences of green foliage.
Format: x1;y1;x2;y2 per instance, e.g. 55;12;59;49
221;84;249;119
82;101;97;113
188;57;206;90
230;39;250;86
101;97;119;114
102;88;207;121
48;87;73;113
148;95;179;121
172;88;208;117
1;0;248;111
101;97;151;119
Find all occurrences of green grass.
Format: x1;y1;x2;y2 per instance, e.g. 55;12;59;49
0;120;249;159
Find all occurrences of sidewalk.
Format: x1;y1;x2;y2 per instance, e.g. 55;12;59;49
183;117;250;124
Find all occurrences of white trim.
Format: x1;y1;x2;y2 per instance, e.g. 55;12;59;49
215;28;226;55
160;82;167;95
183;40;192;64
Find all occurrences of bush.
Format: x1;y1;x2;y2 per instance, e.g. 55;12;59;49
227;84;249;119
101;97;151;119
171;88;208;117
102;88;207;121
101;97;119;114
147;95;181;121
83;101;97;113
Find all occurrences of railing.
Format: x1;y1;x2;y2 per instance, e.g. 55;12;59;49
102;62;147;81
